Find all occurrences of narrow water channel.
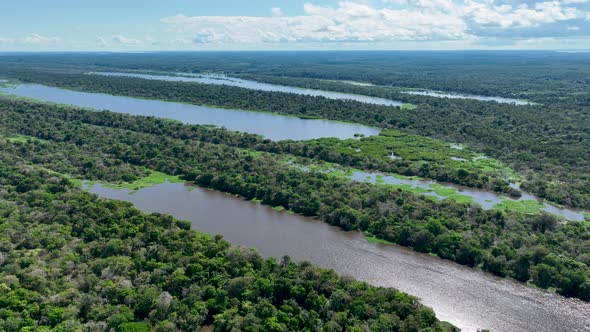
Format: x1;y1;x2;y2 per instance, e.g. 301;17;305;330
92;72;531;106
90;72;403;106
400;90;532;105
86;181;590;332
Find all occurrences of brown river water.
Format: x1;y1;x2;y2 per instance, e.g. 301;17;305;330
87;181;590;332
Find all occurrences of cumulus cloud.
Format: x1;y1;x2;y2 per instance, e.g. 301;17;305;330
0;33;60;45
463;0;586;28
161;2;468;44
160;1;589;46
112;34;141;45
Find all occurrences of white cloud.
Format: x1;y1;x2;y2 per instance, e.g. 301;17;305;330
0;33;60;45
161;2;469;44
271;7;282;17
561;0;588;4
463;0;585;28
22;33;60;44
112;34;141;45
160;1;589;46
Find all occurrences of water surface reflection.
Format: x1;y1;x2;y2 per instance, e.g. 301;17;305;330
87;181;590;332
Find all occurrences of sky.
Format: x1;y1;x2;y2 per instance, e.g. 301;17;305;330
1;0;589;51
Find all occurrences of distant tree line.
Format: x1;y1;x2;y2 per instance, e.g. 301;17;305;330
0;152;453;331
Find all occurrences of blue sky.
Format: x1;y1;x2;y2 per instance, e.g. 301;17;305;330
1;0;589;51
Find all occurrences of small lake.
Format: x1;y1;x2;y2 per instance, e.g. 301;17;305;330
401;90;532;105
86;181;590;332
349;170;588;221
0;84;380;141
91;72;403;107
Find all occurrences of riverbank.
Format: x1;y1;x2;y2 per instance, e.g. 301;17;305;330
85;180;590;332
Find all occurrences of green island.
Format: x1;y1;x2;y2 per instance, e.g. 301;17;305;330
1;62;587;210
1;96;589;305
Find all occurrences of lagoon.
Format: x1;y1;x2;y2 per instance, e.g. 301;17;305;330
0;84;380;141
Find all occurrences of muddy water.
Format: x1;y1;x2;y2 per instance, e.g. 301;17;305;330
86;181;590;332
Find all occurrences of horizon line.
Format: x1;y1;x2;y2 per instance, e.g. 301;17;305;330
1;49;590;54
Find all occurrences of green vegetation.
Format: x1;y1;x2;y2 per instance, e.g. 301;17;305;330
429;184;457;197
494;198;545;215
282;130;519;195
444;194;473;205
2;60;586;209
0;158;452;331
1;134;46;143
98;170;183;191
1;97;589;302
400;103;417;110
366;236;395;245
117;322;151;332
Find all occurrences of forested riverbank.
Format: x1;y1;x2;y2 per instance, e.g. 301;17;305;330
0;150;455;331
1;65;587;209
2;97;589;302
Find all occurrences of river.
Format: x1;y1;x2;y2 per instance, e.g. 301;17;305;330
91;71;532;106
400;90;532;105
86;181;590;332
0;84;379;141
90;72;403;107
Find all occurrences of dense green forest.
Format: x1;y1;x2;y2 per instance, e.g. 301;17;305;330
1;97;589;302
1;51;589;99
0;63;587;209
0;152;456;331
